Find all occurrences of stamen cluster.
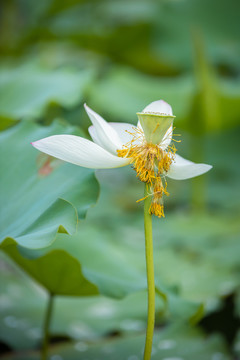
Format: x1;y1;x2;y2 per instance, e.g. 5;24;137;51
117;128;176;217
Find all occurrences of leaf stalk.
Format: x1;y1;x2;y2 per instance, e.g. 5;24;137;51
41;293;54;360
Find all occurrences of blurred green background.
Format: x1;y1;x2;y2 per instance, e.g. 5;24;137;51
0;0;239;359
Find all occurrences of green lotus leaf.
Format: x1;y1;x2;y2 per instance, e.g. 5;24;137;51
0;253;208;352
44;325;230;360
0;64;94;127
0;264;231;360
41;226;203;322
0;120;99;249
2;245;98;297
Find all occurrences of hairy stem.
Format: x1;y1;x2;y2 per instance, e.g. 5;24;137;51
143;183;155;360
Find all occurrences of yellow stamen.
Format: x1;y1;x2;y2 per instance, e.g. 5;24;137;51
149;203;165;218
136;194;150;203
117;126;178;217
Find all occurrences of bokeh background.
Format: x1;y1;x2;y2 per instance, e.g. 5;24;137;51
0;0;240;359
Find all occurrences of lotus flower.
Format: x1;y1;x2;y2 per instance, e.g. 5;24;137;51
32;100;212;217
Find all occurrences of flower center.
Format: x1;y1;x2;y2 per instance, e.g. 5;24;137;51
117;127;176;218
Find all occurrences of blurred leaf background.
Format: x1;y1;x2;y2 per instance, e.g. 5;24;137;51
0;0;239;359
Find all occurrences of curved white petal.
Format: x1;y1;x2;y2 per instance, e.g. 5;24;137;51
84;104;122;154
160;125;173;150
108;122;139;144
167;154;212;180
137;121;143;130
142;100;173;116
109;121;172;149
32;135;130;169
89;122;140;147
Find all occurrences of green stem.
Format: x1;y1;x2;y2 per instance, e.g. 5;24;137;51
41;293;54;360
143;183;155;360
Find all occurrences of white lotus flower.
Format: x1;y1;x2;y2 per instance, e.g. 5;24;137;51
32;100;212;217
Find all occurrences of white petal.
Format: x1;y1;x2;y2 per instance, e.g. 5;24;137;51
84;104;122;154
108;122;138;144
167;154;212;180
160;125;173;150
89;122;139;147
137;121;143;130
32;135;130;169
142;100;173;116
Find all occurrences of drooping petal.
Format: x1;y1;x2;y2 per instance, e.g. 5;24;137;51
142;100;173;116
89;122;139;147
31;135;130;169
167;154;212;180
84;104;122;154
